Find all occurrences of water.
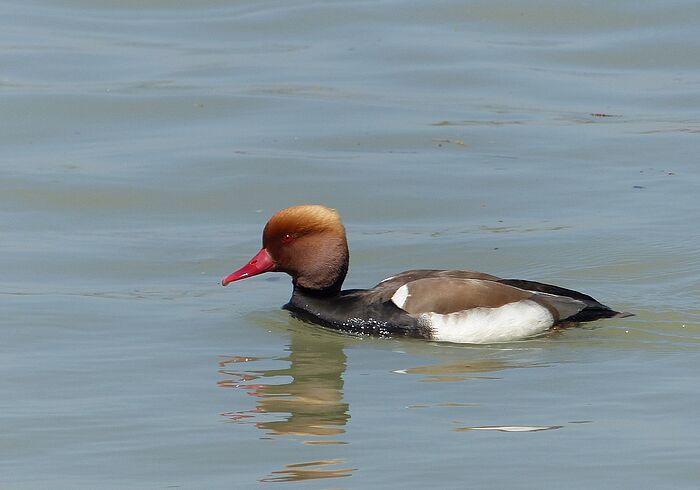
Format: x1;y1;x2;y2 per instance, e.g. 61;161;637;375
2;0;699;488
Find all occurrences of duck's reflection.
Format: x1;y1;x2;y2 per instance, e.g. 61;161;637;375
218;328;349;440
259;459;355;483
219;326;353;483
218;319;545;484
397;359;513;382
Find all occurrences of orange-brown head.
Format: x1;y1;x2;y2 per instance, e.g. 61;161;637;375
222;205;349;292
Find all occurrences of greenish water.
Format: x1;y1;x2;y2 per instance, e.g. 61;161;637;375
2;1;699;488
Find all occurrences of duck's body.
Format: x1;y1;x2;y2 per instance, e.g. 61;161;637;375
223;205;627;344
285;270;621;343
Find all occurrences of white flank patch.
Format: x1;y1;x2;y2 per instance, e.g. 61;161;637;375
391;284;410;309
424;299;554;344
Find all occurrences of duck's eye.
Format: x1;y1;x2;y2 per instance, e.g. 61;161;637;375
282;233;294;244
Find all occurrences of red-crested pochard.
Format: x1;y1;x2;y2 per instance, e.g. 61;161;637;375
222;205;628;343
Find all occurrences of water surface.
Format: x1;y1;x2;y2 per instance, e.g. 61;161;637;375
1;0;699;488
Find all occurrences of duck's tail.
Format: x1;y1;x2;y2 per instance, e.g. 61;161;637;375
498;278;633;323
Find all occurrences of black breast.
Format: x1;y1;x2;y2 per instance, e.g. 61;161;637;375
284;287;430;338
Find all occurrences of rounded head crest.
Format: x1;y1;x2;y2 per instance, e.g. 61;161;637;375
263;205;345;247
222;205;349;291
261;205;349;291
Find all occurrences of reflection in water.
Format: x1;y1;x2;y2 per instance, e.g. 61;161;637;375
399;357;566;434
218;332;349;439
408;402;479;409
218;325;557;483
218;331;354;482
394;359;532;382
455;425;563;433
218;327;354;482
259;459;355;483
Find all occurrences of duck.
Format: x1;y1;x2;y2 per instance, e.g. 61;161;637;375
222;205;629;343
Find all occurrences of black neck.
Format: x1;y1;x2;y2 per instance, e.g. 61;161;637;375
292;281;344;298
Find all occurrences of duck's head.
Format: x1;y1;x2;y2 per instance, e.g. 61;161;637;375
222;205;349;292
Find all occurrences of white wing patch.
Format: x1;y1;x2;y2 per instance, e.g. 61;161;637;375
391;284;410;309
423;299;554;344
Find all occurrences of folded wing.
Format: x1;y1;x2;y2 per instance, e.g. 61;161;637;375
390;277;587;322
